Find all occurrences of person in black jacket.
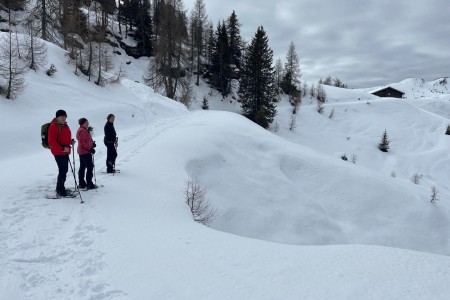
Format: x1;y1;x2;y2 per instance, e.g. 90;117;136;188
104;114;118;173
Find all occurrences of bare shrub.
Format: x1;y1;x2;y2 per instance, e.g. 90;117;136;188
411;173;423;185
185;176;217;226
430;186;439;204
328;107;335;119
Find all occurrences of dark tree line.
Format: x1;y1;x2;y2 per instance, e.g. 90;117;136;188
1;0;301;130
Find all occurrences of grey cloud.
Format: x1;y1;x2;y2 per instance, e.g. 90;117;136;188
184;0;450;87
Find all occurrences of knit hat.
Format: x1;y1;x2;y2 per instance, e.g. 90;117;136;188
78;118;88;126
107;114;115;120
55;109;67;118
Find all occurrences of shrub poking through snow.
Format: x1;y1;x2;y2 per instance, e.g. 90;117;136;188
411;173;423;185
201;96;209;110
431;186;439;204
46;64;57;76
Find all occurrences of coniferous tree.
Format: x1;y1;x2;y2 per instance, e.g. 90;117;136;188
201;96;209;109
135;0;153;57
0;0;26;10
226;10;243;76
378;129;390;152
96;0;116;28
60;0;89;50
238;26;277;129
210;21;231;96
120;0;136;35
445;125;450;135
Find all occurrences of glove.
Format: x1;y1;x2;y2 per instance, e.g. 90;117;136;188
92;141;97;148
90;148;96;154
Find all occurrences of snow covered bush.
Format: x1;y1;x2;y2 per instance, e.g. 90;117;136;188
46;64;57;76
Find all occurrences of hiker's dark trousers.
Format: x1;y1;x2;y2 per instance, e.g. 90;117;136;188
106;144;117;172
54;154;69;193
79;153;94;185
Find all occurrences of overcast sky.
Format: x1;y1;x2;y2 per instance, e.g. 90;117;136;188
183;0;450;88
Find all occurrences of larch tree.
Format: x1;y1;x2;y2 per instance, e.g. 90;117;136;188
280;41;300;96
146;0;189;100
0;4;26;99
189;0;207;86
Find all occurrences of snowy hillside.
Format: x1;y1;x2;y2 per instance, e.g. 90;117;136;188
1;39;450;299
361;77;450;99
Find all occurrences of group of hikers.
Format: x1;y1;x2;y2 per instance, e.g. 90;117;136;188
48;109;118;197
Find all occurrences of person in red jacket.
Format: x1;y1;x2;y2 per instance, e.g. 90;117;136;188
48;109;74;197
76;118;97;189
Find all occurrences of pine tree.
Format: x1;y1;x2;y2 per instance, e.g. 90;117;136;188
226;10;243;75
210;21;231;96
445;125;450;135
378;129;390;152
135;0;153;57
0;0;26;10
238;26;277;129
201;96;209;109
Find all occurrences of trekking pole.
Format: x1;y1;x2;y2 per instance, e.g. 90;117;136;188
92;153;97;192
69;157;84;204
114;137;118;176
72;139;76;185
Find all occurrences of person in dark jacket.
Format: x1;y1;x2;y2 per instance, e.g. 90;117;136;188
48;109;74;197
76;118;97;189
104;114;117;173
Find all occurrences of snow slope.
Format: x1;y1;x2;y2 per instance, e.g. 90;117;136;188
1;40;450;299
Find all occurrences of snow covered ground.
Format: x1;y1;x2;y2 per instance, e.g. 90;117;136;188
1;41;450;299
